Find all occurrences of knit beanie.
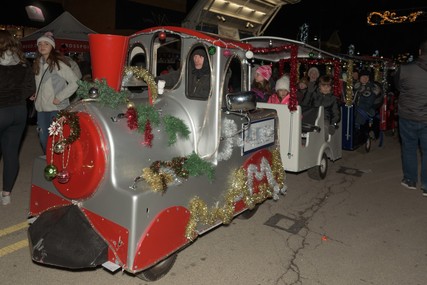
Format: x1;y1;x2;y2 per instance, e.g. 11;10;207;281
192;48;206;58
307;67;319;77
275;75;290;91
37;32;55;49
359;69;371;77
256;65;272;81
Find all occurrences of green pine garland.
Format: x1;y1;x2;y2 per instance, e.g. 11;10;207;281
183;152;215;181
136;104;161;133
162;115;191;146
76;79;128;109
76;78;191;146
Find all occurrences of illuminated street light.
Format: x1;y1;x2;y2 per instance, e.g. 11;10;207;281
25;5;45;22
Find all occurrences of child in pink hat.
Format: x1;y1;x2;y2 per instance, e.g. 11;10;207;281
251;65;272;102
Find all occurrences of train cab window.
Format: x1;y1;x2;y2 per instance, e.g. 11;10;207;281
186;46;211;100
225;57;243;94
124;45;147;92
223;56;243;108
155;33;181;89
130;54;146;68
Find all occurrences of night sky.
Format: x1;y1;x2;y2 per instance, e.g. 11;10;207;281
264;0;427;58
5;0;426;57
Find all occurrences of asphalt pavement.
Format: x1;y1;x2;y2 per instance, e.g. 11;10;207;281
0;125;426;285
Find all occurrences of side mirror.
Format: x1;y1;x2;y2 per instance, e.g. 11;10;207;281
225;91;256;112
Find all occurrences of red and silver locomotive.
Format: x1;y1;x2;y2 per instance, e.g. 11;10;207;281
27;27;287;281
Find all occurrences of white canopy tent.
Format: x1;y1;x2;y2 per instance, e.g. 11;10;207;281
21;11;96;53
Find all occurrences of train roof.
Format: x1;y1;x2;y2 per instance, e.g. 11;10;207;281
133;26;252;50
241;36;347;62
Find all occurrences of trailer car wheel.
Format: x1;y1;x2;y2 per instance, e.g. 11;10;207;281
307;153;328;180
365;137;371;152
136;253;177;281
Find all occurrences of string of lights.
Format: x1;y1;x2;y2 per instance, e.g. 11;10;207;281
367;9;425;26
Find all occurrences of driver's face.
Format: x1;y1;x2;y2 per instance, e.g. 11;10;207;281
193;54;204;69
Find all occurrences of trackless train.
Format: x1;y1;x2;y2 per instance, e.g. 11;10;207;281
29;26;379;281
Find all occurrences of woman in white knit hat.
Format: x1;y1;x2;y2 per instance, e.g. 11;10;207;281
307;66;320;93
30;32;79;154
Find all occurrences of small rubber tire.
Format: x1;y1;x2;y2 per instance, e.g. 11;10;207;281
237;205;259;220
307;153;328;180
136;253;177;282
365;137;371;153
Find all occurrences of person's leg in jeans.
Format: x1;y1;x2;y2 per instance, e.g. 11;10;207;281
419;122;427;191
37;111;58;155
399;118;418;186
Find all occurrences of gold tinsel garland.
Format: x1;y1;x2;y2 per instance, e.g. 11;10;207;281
140;153;214;193
271;149;286;190
141;168;174;193
374;65;381;83
345;60;354;106
124;66;158;104
185;149;285;240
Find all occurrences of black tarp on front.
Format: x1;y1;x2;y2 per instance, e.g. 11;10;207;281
28;205;108;269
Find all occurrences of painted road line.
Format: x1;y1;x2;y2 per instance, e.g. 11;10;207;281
0;240;29;257
0;221;28;238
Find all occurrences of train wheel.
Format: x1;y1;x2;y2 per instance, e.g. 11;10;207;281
136;253;177;281
238;205;259;220
308;153;328;180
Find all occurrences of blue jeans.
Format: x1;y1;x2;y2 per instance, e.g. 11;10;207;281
37;111;58;155
399;117;427;190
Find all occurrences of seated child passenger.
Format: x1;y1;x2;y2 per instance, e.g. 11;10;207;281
251;65;272;102
304;75;341;139
268;75;291;104
353;69;380;128
307;66;320;93
297;76;310;111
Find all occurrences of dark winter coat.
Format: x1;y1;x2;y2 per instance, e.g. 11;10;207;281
353;81;381;126
306;90;341;125
0;56;35;108
394;55;427;124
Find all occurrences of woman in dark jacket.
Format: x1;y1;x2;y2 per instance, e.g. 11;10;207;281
0;30;36;205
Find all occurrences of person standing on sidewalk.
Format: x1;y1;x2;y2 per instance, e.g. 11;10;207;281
394;39;427;196
0;30;36;205
30;32;79;154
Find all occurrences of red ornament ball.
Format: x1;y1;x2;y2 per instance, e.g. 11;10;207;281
57;170;70;184
159;32;166;40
